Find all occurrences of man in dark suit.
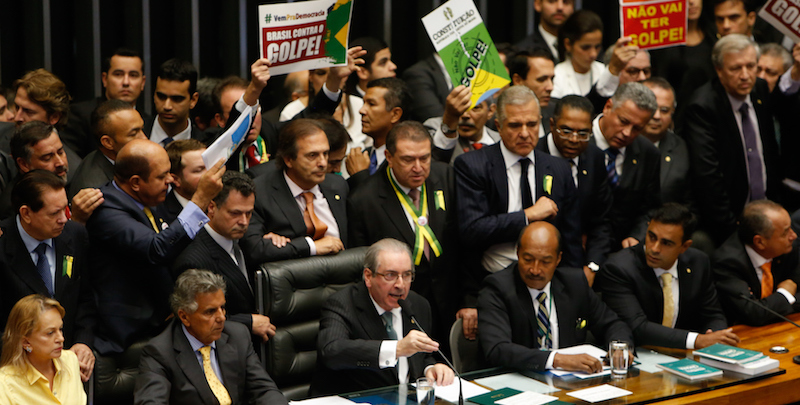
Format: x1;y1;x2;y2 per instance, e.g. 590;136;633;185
135;269;287;405
597;203;739;349
241;119;348;264
348;121;461;341
161;139;207;223
478;222;633;373
173;172;276;344
713;200;800;325
62;48;148;158
85;139;224;355
0;170;96;381
515;0;575;61
641;78;692;206
507;49;556;137
145;58;208;147
68;99;147;199
591;82;661;249
683;34;794;246
311;238;454;396
455;85;581;308
403;53;451;122
536;95;613;286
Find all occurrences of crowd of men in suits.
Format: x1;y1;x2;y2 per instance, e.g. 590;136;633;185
1;0;800;402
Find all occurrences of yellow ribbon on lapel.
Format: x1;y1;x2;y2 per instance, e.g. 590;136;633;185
435;190;446;211
62;256;73;278
544;175;553;195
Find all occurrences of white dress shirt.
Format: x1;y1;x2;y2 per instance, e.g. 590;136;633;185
593;115;626;176
283;172;340;255
546;132;579;186
150;117;192;145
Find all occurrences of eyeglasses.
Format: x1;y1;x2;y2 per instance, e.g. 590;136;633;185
374;271;416;282
554;126;592;142
624;67;651;77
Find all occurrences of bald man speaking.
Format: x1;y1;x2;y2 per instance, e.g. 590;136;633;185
85;139;225;355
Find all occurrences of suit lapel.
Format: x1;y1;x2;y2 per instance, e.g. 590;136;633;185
635;248;666;319
319;177;346;234
512;268;539;343
551;276;577;347
216;331;240;404
354;283;389;341
675;256;692;323
53;231;74;301
489;146;510;210
378;172;416;243
200;231;254;300
7;225;50;295
270;172;308;236
173;323;217;405
619;140;639;189
534;151;549;199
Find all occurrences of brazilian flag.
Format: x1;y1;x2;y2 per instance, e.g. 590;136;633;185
325;0;352;64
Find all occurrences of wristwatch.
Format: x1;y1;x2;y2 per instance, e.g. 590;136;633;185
587;262;600;272
440;122;457;135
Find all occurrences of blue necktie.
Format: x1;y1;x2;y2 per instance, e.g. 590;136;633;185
537;292;552;349
34;243;54;297
605;148;620;189
368;150;378;175
161;137;174;147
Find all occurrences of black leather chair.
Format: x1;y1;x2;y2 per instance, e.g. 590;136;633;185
91;340;149;405
256;247;368;400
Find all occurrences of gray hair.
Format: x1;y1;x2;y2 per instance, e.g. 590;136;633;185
610;82;658;114
760;43;792;72
496;85;539;127
170;269;227;314
363;238;414;275
712;34;758;69
738;200;785;246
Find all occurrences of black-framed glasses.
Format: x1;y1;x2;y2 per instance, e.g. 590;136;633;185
374;271;416;282
554;126;592;142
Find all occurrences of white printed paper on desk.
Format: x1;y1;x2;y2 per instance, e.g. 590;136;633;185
567;384;633;403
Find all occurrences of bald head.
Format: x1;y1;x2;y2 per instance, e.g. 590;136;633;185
115;139;174;206
516;221;562;290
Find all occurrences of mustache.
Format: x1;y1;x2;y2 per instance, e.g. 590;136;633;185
458;121;476;128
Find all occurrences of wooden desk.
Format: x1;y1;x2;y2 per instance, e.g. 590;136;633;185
657;313;800;404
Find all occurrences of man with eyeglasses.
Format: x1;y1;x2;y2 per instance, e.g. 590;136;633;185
588;45;651;114
537;95;612;286
592;82;661;251
311;238;455;396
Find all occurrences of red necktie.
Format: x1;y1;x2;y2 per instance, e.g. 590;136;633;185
245;145;260;168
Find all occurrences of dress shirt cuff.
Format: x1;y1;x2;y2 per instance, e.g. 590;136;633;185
177;202;209;239
433;128;458;150
686;332;699;350
236;95;259;110
423;365;434;377
778;288;796;304
778;68;800;95
306;237;317;256
322;84;342;101
545;351;556;370
595;67;619;98
379;340;399;369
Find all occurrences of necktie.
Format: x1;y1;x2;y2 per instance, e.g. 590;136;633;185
143;207;160;233
368;150;378;175
408;188;431;260
199;346;231;405
660;272;675;327
472;142;484;150
536;292;552;349
519;158;534;209
381;311;397;340
568;160;578;187
232;242;249;283
605;148;620;189
161;137;174;147
34;243;54;297
302;192;327;240
760;262;774;299
739;103;766;201
245;144;261;168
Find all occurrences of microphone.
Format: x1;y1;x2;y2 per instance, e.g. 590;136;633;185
397;299;463;405
739;293;800;328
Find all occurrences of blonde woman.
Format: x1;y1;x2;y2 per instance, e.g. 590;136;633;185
0;295;86;404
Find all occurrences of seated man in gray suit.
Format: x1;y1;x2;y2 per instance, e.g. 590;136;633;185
311;238;454;395
135;269;287;405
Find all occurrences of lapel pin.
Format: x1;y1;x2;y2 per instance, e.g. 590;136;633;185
582;169;587;175
632;159;638;165
757;99;762;104
686;268;691;274
335;195;341;200
665;156;671;162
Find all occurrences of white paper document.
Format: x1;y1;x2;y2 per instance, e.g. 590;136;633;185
473;372;560;394
495;391;559;405
201;104;254;168
635;349;680;373
289;396;357;404
549;344;610;378
412;378;490;403
567;384;633;403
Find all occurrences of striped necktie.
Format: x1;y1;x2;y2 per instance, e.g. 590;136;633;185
537;292;552;349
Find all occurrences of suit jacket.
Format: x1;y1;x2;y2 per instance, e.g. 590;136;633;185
134;319;287;405
591;134;662;246
67;149;115;199
144;117;209;146
172;228;256;331
597;246;728;348
310;282;436;396
478;265;633;371
86;182;193;354
537;139;613;267
403;55;451;122
240;168;348;264
712;234;800;326
158;190;183;225
454;144;582;287
656;131;693;206
514;28;559;62
348;162;458;322
683;78;782;245
423;117;501;165
0;218;94;347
